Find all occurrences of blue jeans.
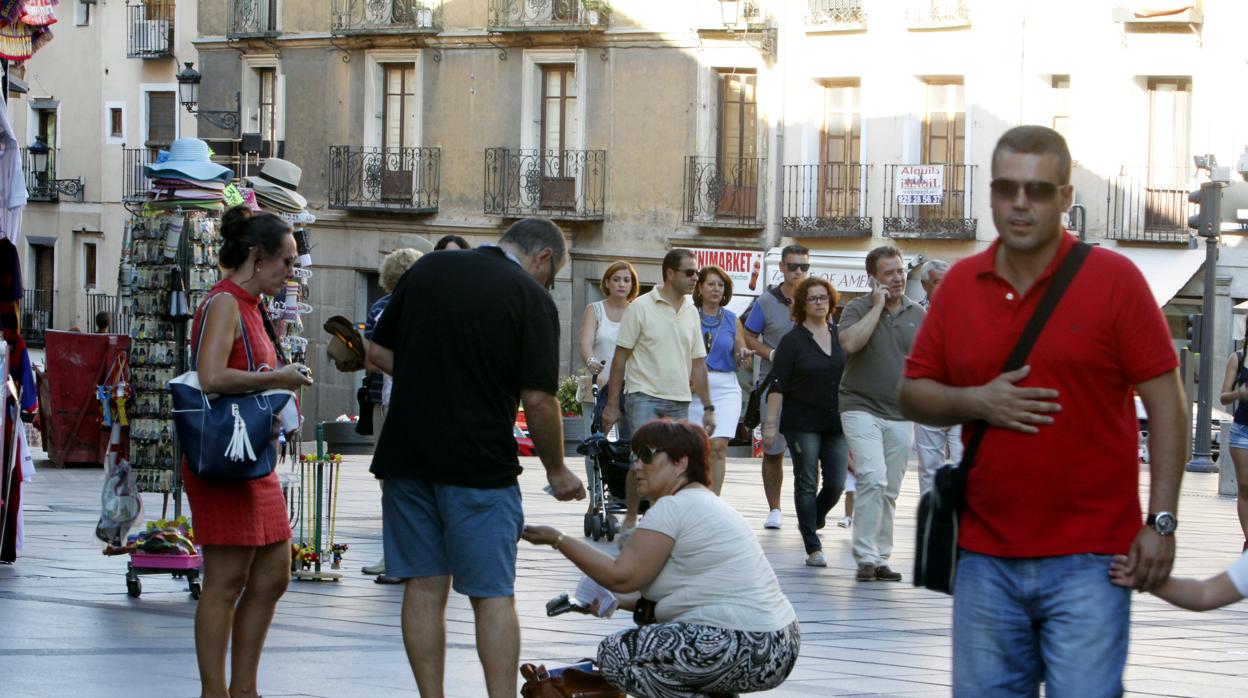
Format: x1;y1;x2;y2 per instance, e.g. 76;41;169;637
785;430;848;554
953;551;1130;698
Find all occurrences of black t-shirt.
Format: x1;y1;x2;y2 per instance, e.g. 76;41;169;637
370;247;560;488
768;323;846;434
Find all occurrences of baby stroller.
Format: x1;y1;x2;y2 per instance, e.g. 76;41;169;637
578;396;632;542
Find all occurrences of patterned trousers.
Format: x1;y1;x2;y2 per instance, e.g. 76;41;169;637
597;620;800;698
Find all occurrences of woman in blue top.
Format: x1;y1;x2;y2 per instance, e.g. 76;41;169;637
689;265;750;494
1219;321;1248;550
761;277;848;567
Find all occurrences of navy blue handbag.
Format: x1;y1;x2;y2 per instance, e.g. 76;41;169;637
170;295;295;480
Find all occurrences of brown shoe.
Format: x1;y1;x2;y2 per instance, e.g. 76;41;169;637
856;564;877;581
874;565;902;582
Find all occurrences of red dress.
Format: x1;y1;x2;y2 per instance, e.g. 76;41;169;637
181;279;291;547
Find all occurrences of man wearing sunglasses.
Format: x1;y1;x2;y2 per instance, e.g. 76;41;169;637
900;125;1187;696
744;244;810;530
603;248;716;539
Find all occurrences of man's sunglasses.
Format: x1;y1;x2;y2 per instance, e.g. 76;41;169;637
679;268;698;277
785;263;810;272
631;446;664;464
989;178;1061;203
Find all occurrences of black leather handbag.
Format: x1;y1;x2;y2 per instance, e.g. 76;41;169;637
914;242;1090;594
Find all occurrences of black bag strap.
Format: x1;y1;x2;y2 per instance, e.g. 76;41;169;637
959;242;1092;471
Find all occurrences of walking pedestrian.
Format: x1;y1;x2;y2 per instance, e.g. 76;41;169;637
838;244;922;582
900;125;1187;696
366;218;586;698
912;259;961;496
1219;323;1248;550
184;207;313;698
578;260;639;440
361;247;423;584
689;265;751;495
743;244;810;530
602;248;716;538
762;277;848;568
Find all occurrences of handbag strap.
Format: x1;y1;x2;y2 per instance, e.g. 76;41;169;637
190;293;257;373
959;241;1091;471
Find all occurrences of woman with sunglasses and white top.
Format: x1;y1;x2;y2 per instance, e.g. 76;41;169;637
523;419;799;697
688;265;751;494
579;261;639;438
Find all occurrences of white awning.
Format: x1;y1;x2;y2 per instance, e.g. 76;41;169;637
1109;246;1205;306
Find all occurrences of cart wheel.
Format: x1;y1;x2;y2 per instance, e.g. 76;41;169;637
590;515;603;542
127;578;142;598
605;515;618;542
583;511;593;538
189;582;201;600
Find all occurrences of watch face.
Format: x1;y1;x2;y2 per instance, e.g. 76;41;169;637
1154;513;1176;535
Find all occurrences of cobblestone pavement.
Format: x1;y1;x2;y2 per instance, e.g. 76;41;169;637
2;451;1247;697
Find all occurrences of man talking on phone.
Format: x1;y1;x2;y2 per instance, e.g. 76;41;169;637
837;244;924;582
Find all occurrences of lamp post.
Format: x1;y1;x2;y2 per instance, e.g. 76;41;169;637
717;0;776;60
176;61;241;136
1186;155;1227;472
27;135;49;193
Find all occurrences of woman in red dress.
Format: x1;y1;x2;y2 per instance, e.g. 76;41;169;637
186;206;313;698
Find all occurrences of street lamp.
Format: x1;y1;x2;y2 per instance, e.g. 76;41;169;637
24;135;83;202
27;135;49;184
717;1;775;60
175;61;241;136
1185;154;1230;472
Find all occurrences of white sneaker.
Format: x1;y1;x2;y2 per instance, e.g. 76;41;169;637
837;516;852;529
764;509;782;530
806;551;828;567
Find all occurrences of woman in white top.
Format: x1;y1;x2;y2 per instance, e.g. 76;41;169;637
523;420;800;697
578;261;639;437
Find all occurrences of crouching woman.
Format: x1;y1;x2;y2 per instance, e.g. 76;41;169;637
522;419;800;697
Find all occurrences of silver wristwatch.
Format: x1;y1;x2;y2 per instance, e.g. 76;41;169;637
1146;512;1177;536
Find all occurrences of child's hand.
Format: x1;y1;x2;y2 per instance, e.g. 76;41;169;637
1108;554;1134;588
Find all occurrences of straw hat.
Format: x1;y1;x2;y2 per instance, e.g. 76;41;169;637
246;158;307;211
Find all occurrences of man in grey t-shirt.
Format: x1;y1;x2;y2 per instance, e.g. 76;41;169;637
838;244;924;582
743;245;809;530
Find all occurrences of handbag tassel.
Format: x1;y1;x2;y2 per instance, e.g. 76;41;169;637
225;403;257;462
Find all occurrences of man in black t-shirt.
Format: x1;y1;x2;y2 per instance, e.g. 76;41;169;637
367;218;585;698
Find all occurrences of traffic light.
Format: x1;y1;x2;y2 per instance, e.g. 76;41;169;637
1189;186;1210;235
1187;313;1203;353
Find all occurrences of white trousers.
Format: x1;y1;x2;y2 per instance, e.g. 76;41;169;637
913;423;963;497
842;410;913;567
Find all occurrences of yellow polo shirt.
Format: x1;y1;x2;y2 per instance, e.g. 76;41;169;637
616;288;706;402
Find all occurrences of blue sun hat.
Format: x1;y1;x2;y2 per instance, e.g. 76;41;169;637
143;138;233;183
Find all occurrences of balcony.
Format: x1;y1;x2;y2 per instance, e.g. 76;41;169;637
1107;165;1194;244
484;148;605;220
807;0;866;30
683;156;765;229
85;293;132;336
127;1;175;58
22;288;51;348
123;148;152;203
487;0;608;32
907;0;970;29
22;148;85;203
881;163;976;239
329;146;440;213
1112;2;1202;32
228;0;278;39
331;0;442;34
781;163;871;238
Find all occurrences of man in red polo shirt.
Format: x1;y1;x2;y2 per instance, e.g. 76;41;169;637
899;125;1188;697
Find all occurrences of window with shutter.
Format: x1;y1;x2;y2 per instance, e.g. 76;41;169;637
146;91;176;152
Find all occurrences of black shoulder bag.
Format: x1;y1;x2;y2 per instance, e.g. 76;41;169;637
914;242;1090;594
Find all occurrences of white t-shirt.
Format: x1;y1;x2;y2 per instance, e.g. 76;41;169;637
1226;551;1248;597
638;488;797;632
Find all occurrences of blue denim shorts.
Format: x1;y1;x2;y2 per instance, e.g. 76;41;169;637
382;477;524;598
624;393;689;434
1230;422;1248;450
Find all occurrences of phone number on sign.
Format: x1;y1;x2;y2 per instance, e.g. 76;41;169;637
896;194;943;205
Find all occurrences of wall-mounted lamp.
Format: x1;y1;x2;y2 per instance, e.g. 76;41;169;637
176;61;241;136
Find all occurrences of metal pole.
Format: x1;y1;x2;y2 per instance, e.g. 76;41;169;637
1187;181;1220;472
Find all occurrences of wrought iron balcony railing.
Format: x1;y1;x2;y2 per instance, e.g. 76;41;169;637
85;293;132;336
229;0;279;38
331;0;442;34
881;163;976;239
683;156;765;228
127;1;175;58
123;148;152;203
807;0;866;28
906;0;970;29
487;0;608;31
1107;165;1194;244
484;148;605;220
329;146;441;213
781;163;872;237
22;288;52;347
22;148;85;203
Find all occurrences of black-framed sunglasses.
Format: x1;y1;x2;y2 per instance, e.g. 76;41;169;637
785;263;810;272
680;268;698;278
989;178;1061;203
631;446;664;464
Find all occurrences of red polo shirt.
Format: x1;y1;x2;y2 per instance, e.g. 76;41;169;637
905;233;1177;557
